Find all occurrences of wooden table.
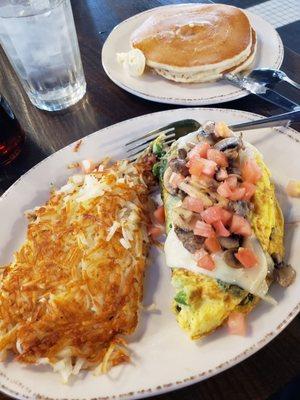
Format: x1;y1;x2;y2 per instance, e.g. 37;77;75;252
0;1;299;399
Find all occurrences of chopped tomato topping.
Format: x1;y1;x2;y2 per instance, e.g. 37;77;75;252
228;312;247;335
219;208;232;225
154;205;165;225
230;215;252;236
194;221;215;238
286;180;300;198
213;220;231;237
196;253;215;270
242;181;256;201
226;176;238;189
214;122;232;138
169;172;185;188
207;149;228;167
148;225;165;240
217;180;232;198
241;159;262;184
182;196;204;213
188;142;211;159
189;158;217;178
228;187;246;201
204;236;221;253
201;206;223;224
235;247;258;268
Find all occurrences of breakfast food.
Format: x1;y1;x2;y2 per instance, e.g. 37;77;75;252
122;4;257;83
149;122;295;339
0;159;152;381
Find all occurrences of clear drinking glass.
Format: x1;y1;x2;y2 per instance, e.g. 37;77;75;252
0;0;86;111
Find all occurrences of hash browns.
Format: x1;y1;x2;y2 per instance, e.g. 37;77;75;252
0;160;151;381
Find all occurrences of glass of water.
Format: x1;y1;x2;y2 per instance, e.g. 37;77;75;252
0;0;86;111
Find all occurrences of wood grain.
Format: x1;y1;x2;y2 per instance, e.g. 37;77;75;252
0;1;299;399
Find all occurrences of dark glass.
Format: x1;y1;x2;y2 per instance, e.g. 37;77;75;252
0;95;25;166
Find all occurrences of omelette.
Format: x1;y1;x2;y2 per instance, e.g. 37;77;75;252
0;159;152;381
149;121;295;339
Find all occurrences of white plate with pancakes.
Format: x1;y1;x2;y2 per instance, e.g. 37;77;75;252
0;107;299;400
102;3;284;105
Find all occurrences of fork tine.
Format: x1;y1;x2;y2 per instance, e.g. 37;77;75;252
128;137;176;162
125;127;174;147
126;131;175;154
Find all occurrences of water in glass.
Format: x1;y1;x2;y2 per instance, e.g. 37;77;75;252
0;0;86;111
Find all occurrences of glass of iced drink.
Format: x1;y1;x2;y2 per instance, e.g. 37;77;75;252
0;0;86;111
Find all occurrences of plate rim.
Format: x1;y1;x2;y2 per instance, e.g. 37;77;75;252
0;107;299;400
101;3;284;106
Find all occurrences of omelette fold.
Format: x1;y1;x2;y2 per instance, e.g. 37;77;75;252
0;159;152;381
149;121;295;339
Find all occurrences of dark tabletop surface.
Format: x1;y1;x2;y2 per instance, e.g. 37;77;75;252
0;1;300;399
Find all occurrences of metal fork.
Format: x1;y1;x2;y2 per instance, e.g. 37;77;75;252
126;109;300;160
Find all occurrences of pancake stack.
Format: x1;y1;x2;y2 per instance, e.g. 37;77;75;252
131;4;257;83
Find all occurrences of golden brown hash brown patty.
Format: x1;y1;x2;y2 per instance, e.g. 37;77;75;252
0;160;151;374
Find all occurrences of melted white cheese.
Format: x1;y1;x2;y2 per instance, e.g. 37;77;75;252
165;228;272;299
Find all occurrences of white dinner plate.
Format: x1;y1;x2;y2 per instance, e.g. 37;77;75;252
0;108;299;400
101;4;284;106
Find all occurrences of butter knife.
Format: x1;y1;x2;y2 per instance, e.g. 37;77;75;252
224;73;300;112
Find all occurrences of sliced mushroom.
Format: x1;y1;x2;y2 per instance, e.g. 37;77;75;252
174;227;205;253
172;206;194;231
163;166;177;195
227;165;242;176
223;249;243;269
190;174;218;191
219;236;240;250
214;137;242;152
223;148;239;160
215;168;228;182
228;200;251;217
178;148;187;159
169;158;189;176
203;121;216;135
274;265;296;287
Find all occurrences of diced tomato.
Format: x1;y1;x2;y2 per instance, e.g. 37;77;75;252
197;253;215;270
188;158;203;177
228;312;247;336
214;122;232;138
148;225;165;240
154;205;165;224
201;158;218;177
242;181;256;201
207;149;228;167
217;180;232;198
80;159;95;174
241;159;262;184
201;206;223;224
286;180;300;198
235;247;258;268
169;172;185;188
188;142;211;160
182;196;204;213
230;215;252;236
204;236;221;253
228;187;246;201
213;220;231;237
219;208;232;225
226;176;238;189
194;220;215;238
189;158;217;178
